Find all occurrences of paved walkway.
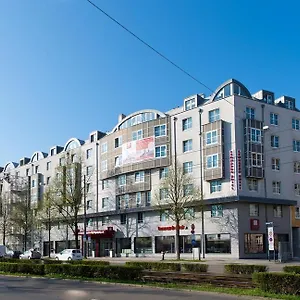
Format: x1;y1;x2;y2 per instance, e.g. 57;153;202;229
88;256;300;273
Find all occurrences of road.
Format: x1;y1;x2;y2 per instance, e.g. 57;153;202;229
0;275;257;300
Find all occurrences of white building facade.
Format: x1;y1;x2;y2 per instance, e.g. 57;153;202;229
1;78;299;259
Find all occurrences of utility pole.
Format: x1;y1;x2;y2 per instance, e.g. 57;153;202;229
199;109;205;259
83;174;87;258
48;206;51;258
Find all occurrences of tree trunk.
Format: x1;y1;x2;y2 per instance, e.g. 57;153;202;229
75;223;79;250
2;224;6;245
175;219;180;260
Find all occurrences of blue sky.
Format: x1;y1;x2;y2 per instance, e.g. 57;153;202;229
0;0;299;167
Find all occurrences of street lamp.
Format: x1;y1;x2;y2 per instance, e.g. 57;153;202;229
83;174;87;258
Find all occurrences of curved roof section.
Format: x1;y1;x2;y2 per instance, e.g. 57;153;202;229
111;109;167;132
3;162;18;172
30;151;48;162
64;138;85;151
209;79;252;102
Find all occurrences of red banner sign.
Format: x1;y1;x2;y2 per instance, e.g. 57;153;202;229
229;150;236;191
158;225;185;231
237;149;242;190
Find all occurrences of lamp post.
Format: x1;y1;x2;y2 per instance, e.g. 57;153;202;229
83;174;87;258
199;109;205;259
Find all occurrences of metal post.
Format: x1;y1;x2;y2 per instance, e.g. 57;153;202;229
48;207;51;258
199;109;205;259
96;142;99;213
83;174;87;258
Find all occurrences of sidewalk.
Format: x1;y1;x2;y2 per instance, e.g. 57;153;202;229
88;256;300;273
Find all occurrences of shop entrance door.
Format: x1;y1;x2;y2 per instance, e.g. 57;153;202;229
100;239;113;256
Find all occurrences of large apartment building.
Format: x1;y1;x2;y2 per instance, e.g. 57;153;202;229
1;78;300;259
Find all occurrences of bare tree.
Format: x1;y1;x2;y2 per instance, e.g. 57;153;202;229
155;165;202;260
0;193;12;245
48;153;92;250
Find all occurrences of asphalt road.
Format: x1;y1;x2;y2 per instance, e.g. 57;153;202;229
0;275;257;300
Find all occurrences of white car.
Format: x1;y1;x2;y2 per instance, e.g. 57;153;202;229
55;249;83;261
19;249;42;260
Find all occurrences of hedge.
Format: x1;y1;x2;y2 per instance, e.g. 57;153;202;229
253;272;300;295
283;266;300;274
125;262;181;272
0;263;45;275
224;264;267;275
68;260;110;266
181;263;208;273
45;264;142;280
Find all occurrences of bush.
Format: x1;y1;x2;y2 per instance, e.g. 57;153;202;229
283;266;300;274
0;262;45;275
253;272;300;295
44;264;142;281
68;260;110;266
181;263;208;273
125;262;181;272
42;259;63;265
224;264;267;275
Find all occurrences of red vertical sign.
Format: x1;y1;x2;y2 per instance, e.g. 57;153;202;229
229;150;236;191
237;149;242;190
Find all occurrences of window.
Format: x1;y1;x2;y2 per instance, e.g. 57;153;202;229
135;171;145;183
86;166;92;176
209;108;220;123
183;161;193;174
118;175;126;186
286;100;294;109
115;155;122;167
184;208;195;219
293;140;300;152
26;169;29;176
46;161;51;171
160;188;168;200
102;180;108;189
251;128;262;143
270;113;278;125
249;204;259;217
160;210;169;222
146;191;151;206
102;216;109;226
244;234;265;254
59;157;65;166
101;142;107;153
251;153;262;167
87;200;93;210
137;212;144;223
71;154;76;163
102;197;109;208
124;194;129;208
134;237;152;254
271;135;279;148
182;117;192;131
35;165;39;174
185;98;196;111
248;179;258;191
246;107;255;120
206;234;231;254
32;180;35;188
86;183;91;193
272;181;281;194
210;180;222;193
154;124;166;137
295;207;300;219
206;130;217;145
183;139;192;152
115;136;122;148
273;205;283;217
207;154;218;168
183;184;193;196
50;149;55;156
294;162;300;174
132;129;143;141
159;167;168;179
136;192;142;207
272;158;280;171
86;148;92;159
295;184;300;196
46;177;51;185
101;160;107;171
120;214;127;225
292;119;300;130
155;145;167;158
211;205;223;217
266;94;273;103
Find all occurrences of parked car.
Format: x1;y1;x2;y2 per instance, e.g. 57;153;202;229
19;249;42;260
12;251;22;259
55;249;82;261
0;245;14;258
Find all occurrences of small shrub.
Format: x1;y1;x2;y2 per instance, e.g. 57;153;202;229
0;262;45;275
181;263;208;273
253;272;300;295
68;260;110;266
125;262;181;272
224;264;267;275
283;266;300;274
43;259;63;265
